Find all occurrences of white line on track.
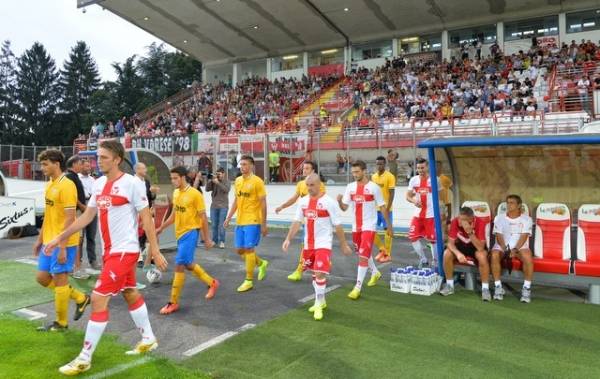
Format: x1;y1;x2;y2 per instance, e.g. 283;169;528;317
85;356;152;379
15;257;37;265
182;323;256;357
297;284;341;303
12;307;46;320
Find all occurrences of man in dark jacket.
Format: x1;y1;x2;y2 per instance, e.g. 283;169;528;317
65;155;91;278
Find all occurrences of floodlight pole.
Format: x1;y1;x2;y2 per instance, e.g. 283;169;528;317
427;147;444;275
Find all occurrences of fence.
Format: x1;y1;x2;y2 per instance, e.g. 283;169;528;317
0;145;75;181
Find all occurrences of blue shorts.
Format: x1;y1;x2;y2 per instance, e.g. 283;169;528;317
377;211;393;230
38;245;77;274
176;229;199;265
235;224;261;249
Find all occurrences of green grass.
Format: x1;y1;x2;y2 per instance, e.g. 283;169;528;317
0;315;207;379
0;261;54;313
183;285;600;379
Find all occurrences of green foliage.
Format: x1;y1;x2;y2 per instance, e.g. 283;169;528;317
1;40;202;146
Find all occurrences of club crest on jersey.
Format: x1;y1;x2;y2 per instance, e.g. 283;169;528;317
96;195;112;210
111;186;120;195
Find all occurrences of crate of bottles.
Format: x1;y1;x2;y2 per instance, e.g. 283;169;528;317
390;266;442;296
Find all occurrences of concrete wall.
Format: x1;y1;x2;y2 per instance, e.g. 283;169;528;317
240;60;267;80
351;57;387;71
271;68;305;81
204;65;233;85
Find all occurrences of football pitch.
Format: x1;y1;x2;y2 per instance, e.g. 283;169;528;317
2;260;600;379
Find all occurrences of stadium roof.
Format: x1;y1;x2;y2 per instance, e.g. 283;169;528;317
83;0;598;65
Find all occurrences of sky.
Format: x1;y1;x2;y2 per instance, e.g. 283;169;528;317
0;0;174;81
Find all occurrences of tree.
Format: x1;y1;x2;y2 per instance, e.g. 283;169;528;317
0;40;18;144
163;51;202;96
112;56;147;117
137;42;168;104
15;42;61;145
59;41;100;138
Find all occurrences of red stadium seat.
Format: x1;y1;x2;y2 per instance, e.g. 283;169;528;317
533;203;571;274
574;205;600;276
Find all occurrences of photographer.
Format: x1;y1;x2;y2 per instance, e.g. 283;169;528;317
205;167;230;249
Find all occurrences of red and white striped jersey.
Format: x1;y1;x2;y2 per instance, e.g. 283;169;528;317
341;181;385;232
294;194;341;250
408;175;441;219
88;173;149;255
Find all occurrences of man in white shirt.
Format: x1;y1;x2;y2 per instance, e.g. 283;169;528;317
577;76;590;112
406;158;442;268
337;160;392;300
490;194;534;303
282;174;351;320
78;159;98;270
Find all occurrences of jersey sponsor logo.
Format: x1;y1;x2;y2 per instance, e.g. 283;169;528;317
305;209;318;220
175;205;187;213
96;195;112;210
237;190;251;198
416;187;431;194
45;198;55;207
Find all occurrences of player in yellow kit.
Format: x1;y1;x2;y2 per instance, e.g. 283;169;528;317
275;161;326;281
224;155;269;292
371;156;396;263
33;149;89;331
157;166;218;314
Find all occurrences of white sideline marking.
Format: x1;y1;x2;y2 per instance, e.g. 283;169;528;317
297;284;341;303
182;323;256;357
85;356;152;379
15;257;37;266
12;308;46;321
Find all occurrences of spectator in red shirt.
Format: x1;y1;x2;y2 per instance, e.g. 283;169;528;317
440;206;491;301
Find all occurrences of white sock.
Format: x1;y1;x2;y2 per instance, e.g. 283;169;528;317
129;298;156;343
446;279;454;287
79;312;108;362
523;280;531;289
315;278;326;306
412;241;426;262
495;280;502;287
430;242;438;264
482;282;489;290
367;256;379;274
355;264;368;290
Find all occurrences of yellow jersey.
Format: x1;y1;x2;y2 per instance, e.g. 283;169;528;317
234;174;266;225
371;171;396;207
43;175;79;246
295;179;326;197
173;186;205;239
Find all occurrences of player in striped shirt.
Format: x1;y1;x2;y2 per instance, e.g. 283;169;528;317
275;161;326;282
337;160;392;300
282;174;352;320
45;141;167;376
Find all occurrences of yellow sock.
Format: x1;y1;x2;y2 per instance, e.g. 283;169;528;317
374;234;384;251
245;252;256;280
192;264;214;286
54;285;70;327
170;272;186;304
254;252;262;266
384;234;393;256
46;280;55;290
69;285;86;304
295;249;304;272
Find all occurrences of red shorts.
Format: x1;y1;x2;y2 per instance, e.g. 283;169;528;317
352;231;376;259
302;248;332;274
409;217;436;242
94;253;139;296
